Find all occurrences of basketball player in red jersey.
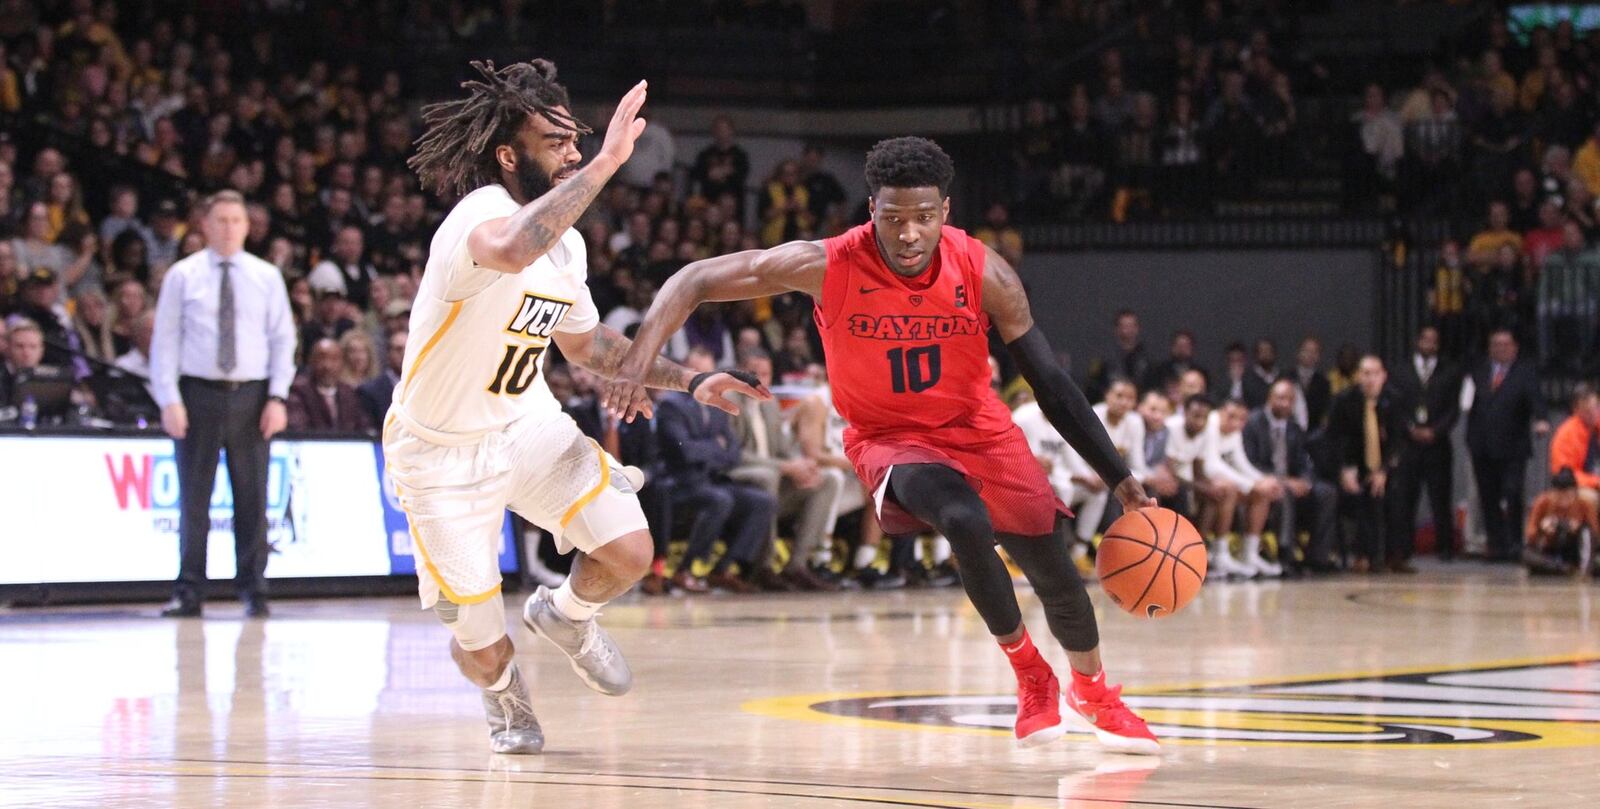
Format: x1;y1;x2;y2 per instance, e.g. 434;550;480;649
605;138;1158;754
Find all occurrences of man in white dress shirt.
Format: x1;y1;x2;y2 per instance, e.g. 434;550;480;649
150;189;297;619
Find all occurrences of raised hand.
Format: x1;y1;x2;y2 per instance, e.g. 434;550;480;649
598;80;649;168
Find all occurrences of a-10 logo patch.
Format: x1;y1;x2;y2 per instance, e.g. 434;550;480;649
505;293;574;339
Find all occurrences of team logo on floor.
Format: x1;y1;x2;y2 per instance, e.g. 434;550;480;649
746;657;1600;748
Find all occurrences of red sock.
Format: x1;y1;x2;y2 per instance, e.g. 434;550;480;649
651;558;667;577
1070;667;1108;697
998;630;1047;673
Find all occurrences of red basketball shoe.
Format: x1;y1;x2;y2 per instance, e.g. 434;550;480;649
1013;664;1067;748
1065;672;1160;755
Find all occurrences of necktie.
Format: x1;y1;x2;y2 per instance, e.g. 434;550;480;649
749;402;770;459
1363;398;1382;473
217;259;237;374
1272;422;1288;475
1491;363;1506;391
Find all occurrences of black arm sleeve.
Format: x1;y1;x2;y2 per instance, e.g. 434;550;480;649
1005;325;1132;487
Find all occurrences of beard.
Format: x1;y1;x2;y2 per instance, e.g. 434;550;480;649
513;157;555;202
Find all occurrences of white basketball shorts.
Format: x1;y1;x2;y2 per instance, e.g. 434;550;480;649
383;410;648;609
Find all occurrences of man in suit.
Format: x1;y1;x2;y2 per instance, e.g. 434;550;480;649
730;349;840;591
655;349;777;593
1391;326;1464;561
1215;342;1249;403
1289;336;1333;431
1329;355;1412;572
1089;309;1148;402
1143;330;1207;396
1241;338;1282;410
287;338;373;433
1244;379;1340;574
1466;328;1550;561
356;329;405;429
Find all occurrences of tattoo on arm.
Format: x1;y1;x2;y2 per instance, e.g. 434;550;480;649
583;325;693;391
500;171;601;261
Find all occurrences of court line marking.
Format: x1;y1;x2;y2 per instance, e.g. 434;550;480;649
0;761;1258;809
743;652;1600;749
1340;588;1594;615
1132;651;1600;694
17;754;1268;809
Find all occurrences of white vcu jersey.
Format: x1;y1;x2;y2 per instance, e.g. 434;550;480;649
392;183;598;443
383;184;645;618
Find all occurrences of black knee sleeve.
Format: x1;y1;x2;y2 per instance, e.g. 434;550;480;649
1000;527;1100;652
889;464;1022;637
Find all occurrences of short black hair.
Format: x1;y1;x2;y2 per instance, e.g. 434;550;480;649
863;137;954;197
1184;393;1215;411
1106;375;1138;394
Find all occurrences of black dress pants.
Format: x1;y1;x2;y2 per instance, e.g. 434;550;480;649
173;377;270;601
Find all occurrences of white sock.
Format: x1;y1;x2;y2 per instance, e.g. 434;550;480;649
1244;534;1262;554
486;662;515;692
813;547;833;567
552;579;603;622
853;544;878;570
931;535;952;565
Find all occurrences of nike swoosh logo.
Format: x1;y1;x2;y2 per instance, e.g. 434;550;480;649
1002;641;1027;654
858;286;884;295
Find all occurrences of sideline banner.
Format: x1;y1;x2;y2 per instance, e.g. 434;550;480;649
0;435;518;585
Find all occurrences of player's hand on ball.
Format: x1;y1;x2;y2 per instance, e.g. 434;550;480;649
692;369;772;416
1114;476;1156;513
598;80;649;168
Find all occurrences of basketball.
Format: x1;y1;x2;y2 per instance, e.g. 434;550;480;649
1096;507;1207;618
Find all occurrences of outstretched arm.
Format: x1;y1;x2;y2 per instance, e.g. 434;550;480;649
556;324;695;389
983;246;1152;513
602;239;826;420
554;324;768;416
466;81;649;273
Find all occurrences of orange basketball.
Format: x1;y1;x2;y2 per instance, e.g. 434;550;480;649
1095;507;1206;618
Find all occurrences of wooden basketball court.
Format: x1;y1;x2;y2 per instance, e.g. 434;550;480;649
2;566;1596;808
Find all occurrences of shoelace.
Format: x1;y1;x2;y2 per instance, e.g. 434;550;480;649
1018;673;1058;717
575;618;615;667
496;686;537;730
1075;685;1149;733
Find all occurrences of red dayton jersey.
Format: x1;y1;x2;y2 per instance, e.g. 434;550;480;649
815;223;1011;441
814;223;1066;536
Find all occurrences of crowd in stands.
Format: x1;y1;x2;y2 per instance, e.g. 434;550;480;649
1;1;1595;590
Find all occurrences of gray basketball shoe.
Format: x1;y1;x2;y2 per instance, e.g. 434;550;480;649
482;664;544;754
522;585;633;696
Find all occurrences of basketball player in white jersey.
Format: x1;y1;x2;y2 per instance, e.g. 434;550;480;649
393;60;767;754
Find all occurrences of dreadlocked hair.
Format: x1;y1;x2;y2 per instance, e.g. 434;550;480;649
409;59;593;197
